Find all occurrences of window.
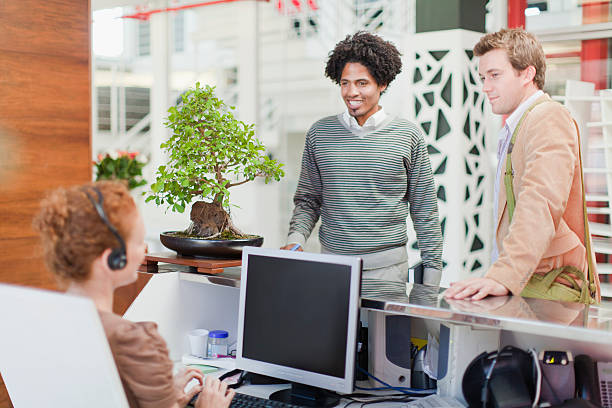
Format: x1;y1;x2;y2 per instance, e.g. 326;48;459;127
138;20;150;56
174;11;185;53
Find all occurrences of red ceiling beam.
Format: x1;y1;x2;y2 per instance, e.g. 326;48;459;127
122;0;270;21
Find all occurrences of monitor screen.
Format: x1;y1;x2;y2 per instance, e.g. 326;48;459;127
236;247;361;395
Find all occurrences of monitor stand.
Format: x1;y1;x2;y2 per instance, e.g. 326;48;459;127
269;383;340;407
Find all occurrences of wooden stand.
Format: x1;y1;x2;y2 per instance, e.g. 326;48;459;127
139;252;241;275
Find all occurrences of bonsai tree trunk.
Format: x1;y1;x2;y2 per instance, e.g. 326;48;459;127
185;201;244;238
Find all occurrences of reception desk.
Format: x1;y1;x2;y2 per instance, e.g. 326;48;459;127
361;280;612;401
122;265;612;404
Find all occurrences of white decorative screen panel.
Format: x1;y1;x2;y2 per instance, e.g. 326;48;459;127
406;29;495;286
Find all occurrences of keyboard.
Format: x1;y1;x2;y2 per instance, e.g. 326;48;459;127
189;391;304;407
230;392;304;407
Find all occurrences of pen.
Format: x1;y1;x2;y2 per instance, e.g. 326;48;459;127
290;243;301;251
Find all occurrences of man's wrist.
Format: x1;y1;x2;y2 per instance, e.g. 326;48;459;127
286;233;306;248
422;267;442;286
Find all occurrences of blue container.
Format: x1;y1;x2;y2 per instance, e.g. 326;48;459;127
207;330;229;358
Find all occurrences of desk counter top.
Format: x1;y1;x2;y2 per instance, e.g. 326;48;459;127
155;264;612;344
360;280;612;344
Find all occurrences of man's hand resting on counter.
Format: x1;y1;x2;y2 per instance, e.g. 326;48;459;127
444;277;509;300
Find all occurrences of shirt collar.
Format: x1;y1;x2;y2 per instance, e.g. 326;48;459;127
341;107;387;131
504;90;544;134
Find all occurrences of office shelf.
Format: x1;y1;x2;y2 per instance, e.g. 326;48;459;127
602;282;612;298
179;268;241;288
181;354;237;370
593;237;612;254
584;168;612;173
590;221;612;237
587;121;612;127
598;263;612;275
586;194;611;201
589;207;612;215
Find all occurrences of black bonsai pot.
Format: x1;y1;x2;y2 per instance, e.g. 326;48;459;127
160;231;263;258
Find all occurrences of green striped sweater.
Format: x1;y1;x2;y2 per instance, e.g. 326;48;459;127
288;114;443;271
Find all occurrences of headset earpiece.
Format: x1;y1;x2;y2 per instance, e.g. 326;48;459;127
83;187;127;271
108;248;127;271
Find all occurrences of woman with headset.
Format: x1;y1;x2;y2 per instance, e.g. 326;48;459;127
33;180;234;408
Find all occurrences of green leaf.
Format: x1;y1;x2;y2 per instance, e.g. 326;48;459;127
151;181;163;193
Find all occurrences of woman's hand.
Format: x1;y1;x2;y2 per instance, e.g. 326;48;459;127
195;375;235;408
174;367;204;407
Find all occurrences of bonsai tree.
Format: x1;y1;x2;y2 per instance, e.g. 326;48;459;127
146;82;284;239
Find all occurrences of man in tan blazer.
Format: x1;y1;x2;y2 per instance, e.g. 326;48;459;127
445;28;600;301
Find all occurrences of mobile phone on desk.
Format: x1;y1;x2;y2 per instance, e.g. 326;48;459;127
219;368;246;387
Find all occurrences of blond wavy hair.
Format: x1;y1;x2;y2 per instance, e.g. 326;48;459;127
473;28;546;90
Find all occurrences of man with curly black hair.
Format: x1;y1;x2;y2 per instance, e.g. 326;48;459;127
283;31;443;285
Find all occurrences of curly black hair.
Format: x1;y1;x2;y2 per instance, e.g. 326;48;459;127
325;31;402;91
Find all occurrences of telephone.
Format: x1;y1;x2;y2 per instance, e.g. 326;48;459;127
538;353;610;407
539;351;575;404
574;354;612;407
462;345;536;408
462;349;610;408
597;361;612;407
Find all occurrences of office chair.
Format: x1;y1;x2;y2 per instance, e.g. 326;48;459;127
0;283;129;407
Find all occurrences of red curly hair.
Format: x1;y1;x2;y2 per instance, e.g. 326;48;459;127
33;181;137;282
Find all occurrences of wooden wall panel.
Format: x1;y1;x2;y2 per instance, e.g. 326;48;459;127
113;272;155;316
0;1;89;59
0;374;9;408
0;1;91;405
0;1;91;289
0;239;56;288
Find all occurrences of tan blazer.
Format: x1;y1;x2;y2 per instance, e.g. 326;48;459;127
485;94;601;300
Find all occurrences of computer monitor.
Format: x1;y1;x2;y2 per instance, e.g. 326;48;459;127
236;247;362;407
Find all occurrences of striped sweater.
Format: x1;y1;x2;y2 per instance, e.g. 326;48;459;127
288;114;443;271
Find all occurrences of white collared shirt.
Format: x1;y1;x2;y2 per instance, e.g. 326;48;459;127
341;107;387;132
491;90;544;262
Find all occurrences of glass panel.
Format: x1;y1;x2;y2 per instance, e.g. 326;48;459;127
526;0;612;30
138;20;150;57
